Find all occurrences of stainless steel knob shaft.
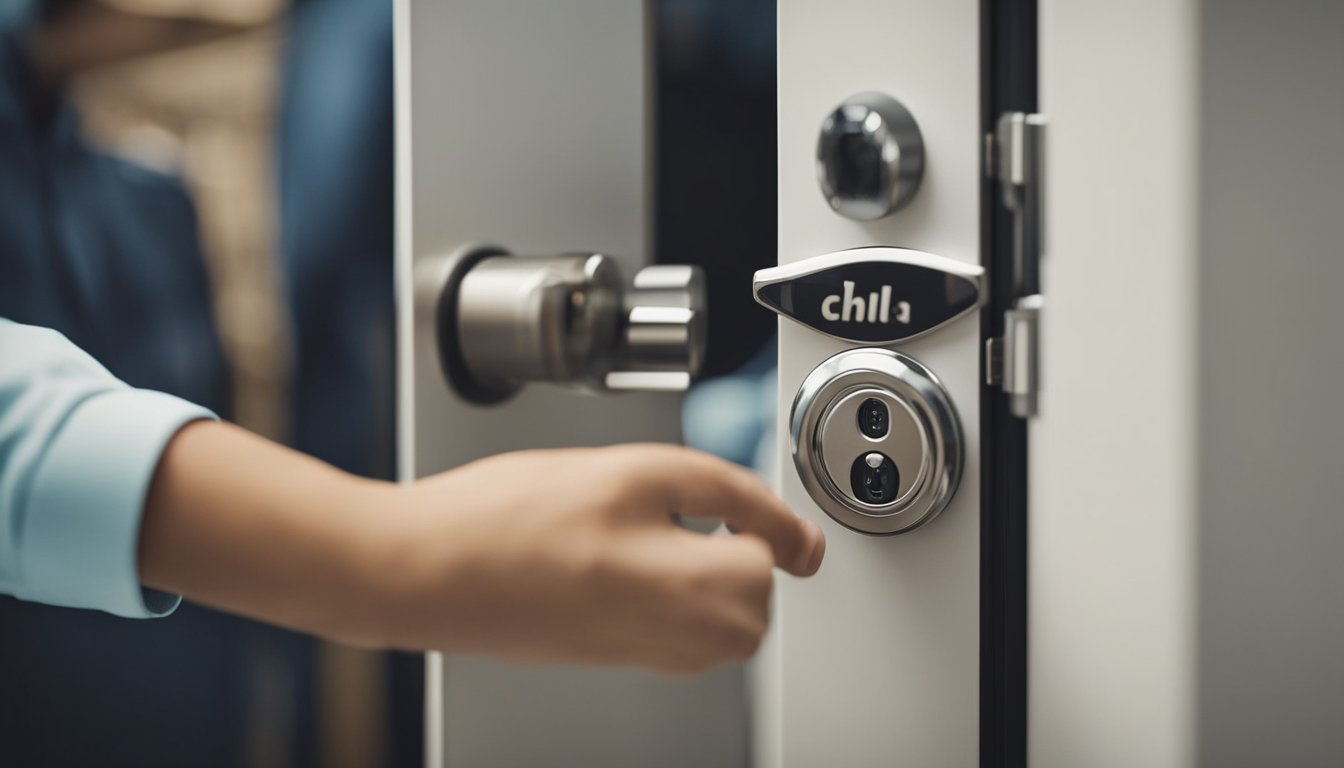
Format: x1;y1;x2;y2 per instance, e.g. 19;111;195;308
422;245;706;404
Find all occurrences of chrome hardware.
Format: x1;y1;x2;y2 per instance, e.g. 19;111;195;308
994;112;1046;297
1002;294;1042;419
989;111;1047;417
420;245;706;404
984;336;1004;388
816;93;924;220
607;265;706;392
791;348;963;535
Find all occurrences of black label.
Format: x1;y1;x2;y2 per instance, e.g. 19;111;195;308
755;258;981;343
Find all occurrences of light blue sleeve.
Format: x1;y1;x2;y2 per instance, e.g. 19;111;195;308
0;318;216;618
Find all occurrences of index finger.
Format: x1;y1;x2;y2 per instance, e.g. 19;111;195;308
616;445;826;577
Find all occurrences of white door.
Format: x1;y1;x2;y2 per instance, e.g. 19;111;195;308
1030;2;1344;766
395;2;745;766
760;1;989;766
769;2;1344;766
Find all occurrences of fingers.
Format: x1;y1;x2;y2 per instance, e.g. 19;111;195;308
612;445;826;578
648;531;775;675
676;530;774;616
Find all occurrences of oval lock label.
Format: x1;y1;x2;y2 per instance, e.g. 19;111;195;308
753;247;985;344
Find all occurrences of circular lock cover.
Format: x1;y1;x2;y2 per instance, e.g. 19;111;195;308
790;348;963;535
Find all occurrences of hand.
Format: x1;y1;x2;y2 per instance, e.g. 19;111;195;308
140;424;823;675
369;444;825;674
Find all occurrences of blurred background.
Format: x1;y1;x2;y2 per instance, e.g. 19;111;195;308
0;0;776;766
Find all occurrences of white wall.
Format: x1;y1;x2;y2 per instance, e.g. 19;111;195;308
1033;1;1344;765
1197;2;1344;764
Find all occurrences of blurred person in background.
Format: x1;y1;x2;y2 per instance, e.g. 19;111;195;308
0;2;232;409
0;1;251;766
0;1;314;765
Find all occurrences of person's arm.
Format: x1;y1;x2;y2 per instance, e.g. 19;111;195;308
2;318;824;674
139;423;824;674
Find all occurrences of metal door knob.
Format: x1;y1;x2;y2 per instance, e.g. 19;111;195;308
419;245;706;404
607;265;706;392
816;92;924;220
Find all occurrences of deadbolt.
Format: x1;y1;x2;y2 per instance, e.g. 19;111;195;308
816;92;924;220
791;347;962;535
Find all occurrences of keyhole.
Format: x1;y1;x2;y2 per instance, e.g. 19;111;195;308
850;452;900;505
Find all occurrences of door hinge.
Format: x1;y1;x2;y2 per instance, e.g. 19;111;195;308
985;336;1003;387
990;111;1047;419
1002;294;1043;418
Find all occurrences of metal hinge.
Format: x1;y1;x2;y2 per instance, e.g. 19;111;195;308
1001;294;1043;418
985;336;1003;387
988;111;1047;419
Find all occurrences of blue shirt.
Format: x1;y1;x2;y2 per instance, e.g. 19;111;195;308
1;317;214;617
0;22;230;417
